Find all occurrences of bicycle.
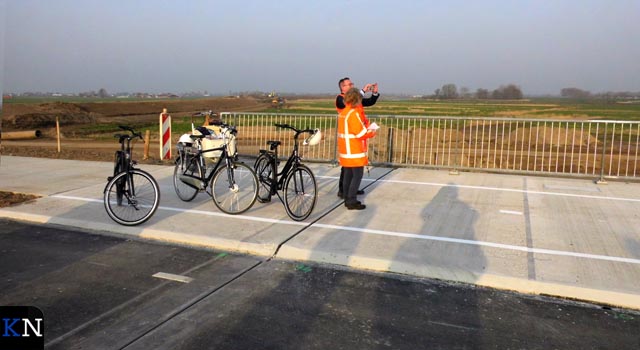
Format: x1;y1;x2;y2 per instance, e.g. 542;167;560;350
173;123;259;215
253;124;321;221
103;125;160;226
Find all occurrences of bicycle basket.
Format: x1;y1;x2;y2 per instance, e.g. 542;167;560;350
196;127;237;158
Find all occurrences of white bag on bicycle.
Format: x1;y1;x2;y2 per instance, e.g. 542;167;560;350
191;126;237;159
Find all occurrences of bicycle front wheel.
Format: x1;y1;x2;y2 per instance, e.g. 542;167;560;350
284;165;317;221
173;155;200;202
104;169;160;226
254;154;273;203
210;162;258;215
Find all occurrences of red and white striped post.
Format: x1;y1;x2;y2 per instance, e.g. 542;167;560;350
159;108;172;160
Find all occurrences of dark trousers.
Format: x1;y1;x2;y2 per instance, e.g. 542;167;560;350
342;166;364;205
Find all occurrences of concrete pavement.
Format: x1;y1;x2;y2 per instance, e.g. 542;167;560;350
1;155;639;309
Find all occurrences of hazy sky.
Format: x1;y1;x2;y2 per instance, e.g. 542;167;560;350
2;0;639;95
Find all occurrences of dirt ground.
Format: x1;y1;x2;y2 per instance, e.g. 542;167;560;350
1;96;271;163
2;96;269;130
0;97;271;205
0;191;39;208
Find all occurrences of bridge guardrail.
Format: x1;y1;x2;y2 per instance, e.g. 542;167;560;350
222;112;640;181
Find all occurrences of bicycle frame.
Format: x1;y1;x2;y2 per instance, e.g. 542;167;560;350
262;145;301;196
260;124;312;198
119;137;135;195
105;126;143;207
177;135;236;193
104;125;160;225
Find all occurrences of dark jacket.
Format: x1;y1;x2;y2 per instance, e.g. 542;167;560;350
335;91;379;112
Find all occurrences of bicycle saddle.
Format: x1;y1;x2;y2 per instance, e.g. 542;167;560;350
266;140;281;150
189;134;206;140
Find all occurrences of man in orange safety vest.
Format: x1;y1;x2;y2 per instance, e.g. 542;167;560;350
337;87;377;210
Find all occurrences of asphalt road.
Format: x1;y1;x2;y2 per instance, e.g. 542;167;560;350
1;219;638;349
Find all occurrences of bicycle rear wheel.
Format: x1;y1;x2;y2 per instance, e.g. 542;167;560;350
284;164;317;221
104;169;160;226
254;154;273;203
173;155;200;202
210;162;258;215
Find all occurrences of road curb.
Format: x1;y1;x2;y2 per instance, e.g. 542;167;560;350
0;209;277;257
276;244;640;310
3;208;639;310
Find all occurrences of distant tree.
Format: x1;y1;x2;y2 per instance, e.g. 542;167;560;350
460;87;471;99
433;88;441;99
561;87;591;99
475;88;490;99
492;84;523;99
441;83;458;99
98;88;109;98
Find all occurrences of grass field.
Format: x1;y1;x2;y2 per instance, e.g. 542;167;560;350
266;98;640;120
3;96;639;177
5;96;640;140
64;98;640;140
6;95;640;120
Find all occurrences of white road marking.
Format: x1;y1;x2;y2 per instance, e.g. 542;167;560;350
499;210;523;215
54;195;102;203
152;272;193;283
380;179;640;203
312;223;640;265
52;195;307;226
51;194;640;265
315;175;640;202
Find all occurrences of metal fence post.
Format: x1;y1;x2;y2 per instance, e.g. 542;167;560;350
449;119;460;175
404;127;412;164
387;127;395;164
596;123;608;184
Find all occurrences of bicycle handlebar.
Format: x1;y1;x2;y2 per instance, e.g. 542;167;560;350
274;123;315;137
115;125;143;141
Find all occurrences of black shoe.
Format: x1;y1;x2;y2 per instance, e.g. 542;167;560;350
357;189;365;195
345;202;366;210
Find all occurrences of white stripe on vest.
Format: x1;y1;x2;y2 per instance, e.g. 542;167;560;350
341;109;367;158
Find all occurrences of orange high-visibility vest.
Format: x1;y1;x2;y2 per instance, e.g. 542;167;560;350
338;105;370;167
336;93;370;126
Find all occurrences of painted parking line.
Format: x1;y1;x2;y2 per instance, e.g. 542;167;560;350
378;180;640;202
315;175;640;203
51;194;640;265
499;210;523;215
52;194;307;227
152;272;193;283
311;223;640;265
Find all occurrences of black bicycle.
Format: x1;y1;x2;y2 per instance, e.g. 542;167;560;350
104;125;160;226
173;124;258;215
254;124;320;221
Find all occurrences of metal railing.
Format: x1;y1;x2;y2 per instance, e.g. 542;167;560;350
221;112;640;180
